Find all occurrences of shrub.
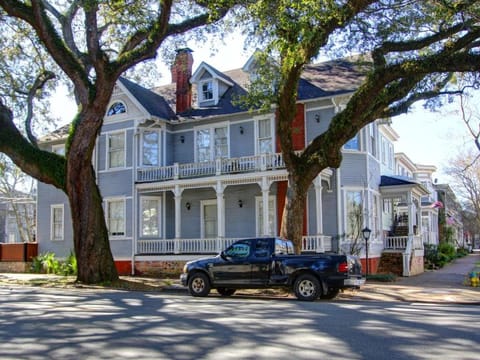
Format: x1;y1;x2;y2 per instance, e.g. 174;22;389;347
31;251;77;276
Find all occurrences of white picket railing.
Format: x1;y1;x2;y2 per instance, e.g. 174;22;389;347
302;235;333;253
137;235;332;255
384;235;424;250
137;153;286;182
384;236;408;250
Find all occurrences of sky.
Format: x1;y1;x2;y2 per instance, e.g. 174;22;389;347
50;34;476;183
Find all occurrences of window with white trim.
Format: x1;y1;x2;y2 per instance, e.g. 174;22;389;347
107;101;126;116
257;118;273;154
344;134;359;151
106;198;125;237
369;123;377;157
142;130;160;166
51;205;64;241
200;81;213;101
107;132;125;169
141;197;161;237
346;191;363;240
195;125;228;162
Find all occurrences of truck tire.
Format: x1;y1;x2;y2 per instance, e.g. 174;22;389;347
188;272;211;297
320;287;340;300
216;288;236;296
293;274;320;301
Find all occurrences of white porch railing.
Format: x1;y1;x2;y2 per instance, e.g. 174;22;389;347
137;153;286;182
137;235;332;255
384;235;424;250
302;235;333;253
137;238;240;255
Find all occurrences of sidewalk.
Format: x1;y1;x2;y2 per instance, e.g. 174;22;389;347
341;252;480;304
1;253;479;304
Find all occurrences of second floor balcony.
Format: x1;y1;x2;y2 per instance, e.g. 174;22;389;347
137;153;286;183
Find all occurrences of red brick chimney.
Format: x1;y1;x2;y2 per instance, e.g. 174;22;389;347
171;48;193;113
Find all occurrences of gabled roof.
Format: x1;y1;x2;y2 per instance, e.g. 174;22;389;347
155;55;369;118
299;58;369;99
118;77;176;120
190;62;234;87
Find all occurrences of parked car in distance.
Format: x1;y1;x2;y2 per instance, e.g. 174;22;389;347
180;237;365;301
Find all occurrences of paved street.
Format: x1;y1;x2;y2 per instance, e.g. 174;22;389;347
0;253;479;359
0;285;479;359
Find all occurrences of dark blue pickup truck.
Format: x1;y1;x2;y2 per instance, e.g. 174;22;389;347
180;237;365;301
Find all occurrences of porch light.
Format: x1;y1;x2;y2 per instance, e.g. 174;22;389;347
238;199;243;208
185;202;191;210
180;135;185;143
315;114;320;123
362;227;371;277
239;126;244;134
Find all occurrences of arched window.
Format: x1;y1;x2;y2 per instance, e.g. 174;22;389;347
107;101;126;116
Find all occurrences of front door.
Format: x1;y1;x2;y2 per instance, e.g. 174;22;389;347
202;201;217;238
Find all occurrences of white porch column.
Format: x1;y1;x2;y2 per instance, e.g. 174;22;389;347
314;177;323;235
407;192;414;236
174;185;183;239
216;181;225;238
262;177;270;236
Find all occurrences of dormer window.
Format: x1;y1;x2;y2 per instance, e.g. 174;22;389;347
201;81;213;101
107;101;126;116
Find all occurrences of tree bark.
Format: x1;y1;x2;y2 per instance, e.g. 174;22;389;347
280;173;308;254
66;97;119;283
67;161;118;283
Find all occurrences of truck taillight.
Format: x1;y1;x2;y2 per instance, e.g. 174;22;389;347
338;262;349;273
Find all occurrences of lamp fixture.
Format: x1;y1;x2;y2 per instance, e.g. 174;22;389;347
185;202;191;210
239;126;244;135
362;226;371;277
180;135;185;143
362;227;371;241
315;114;320;123
238;199;243;208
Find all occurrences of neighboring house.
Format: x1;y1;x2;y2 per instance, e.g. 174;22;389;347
0;195;36;243
37;49;442;276
435;183;465;247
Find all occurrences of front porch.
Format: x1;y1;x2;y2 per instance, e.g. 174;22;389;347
136;234;333;255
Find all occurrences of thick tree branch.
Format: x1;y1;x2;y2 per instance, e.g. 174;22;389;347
25;70;56;148
0;99;65;190
0;0;91;103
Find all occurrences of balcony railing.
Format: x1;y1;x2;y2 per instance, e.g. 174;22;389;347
136;235;332;255
137;153;286;182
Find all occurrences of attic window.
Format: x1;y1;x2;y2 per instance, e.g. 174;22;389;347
107;101;126;116
201;81;213;101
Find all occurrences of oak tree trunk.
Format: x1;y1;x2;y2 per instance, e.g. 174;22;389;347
66;106;119;284
280;174;307;254
66;161;118;283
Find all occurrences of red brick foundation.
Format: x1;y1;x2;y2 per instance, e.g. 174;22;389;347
134;260;186;278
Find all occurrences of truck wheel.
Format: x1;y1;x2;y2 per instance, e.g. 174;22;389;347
293;274;320;301
188;272;211;297
320;288;340;300
216;288;236;296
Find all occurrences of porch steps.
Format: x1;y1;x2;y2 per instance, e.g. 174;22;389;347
376;252;403;276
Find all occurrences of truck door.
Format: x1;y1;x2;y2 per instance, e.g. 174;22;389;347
250;238;272;285
211;239;253;286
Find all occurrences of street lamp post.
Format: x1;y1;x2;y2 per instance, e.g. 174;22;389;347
362;227;371;278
